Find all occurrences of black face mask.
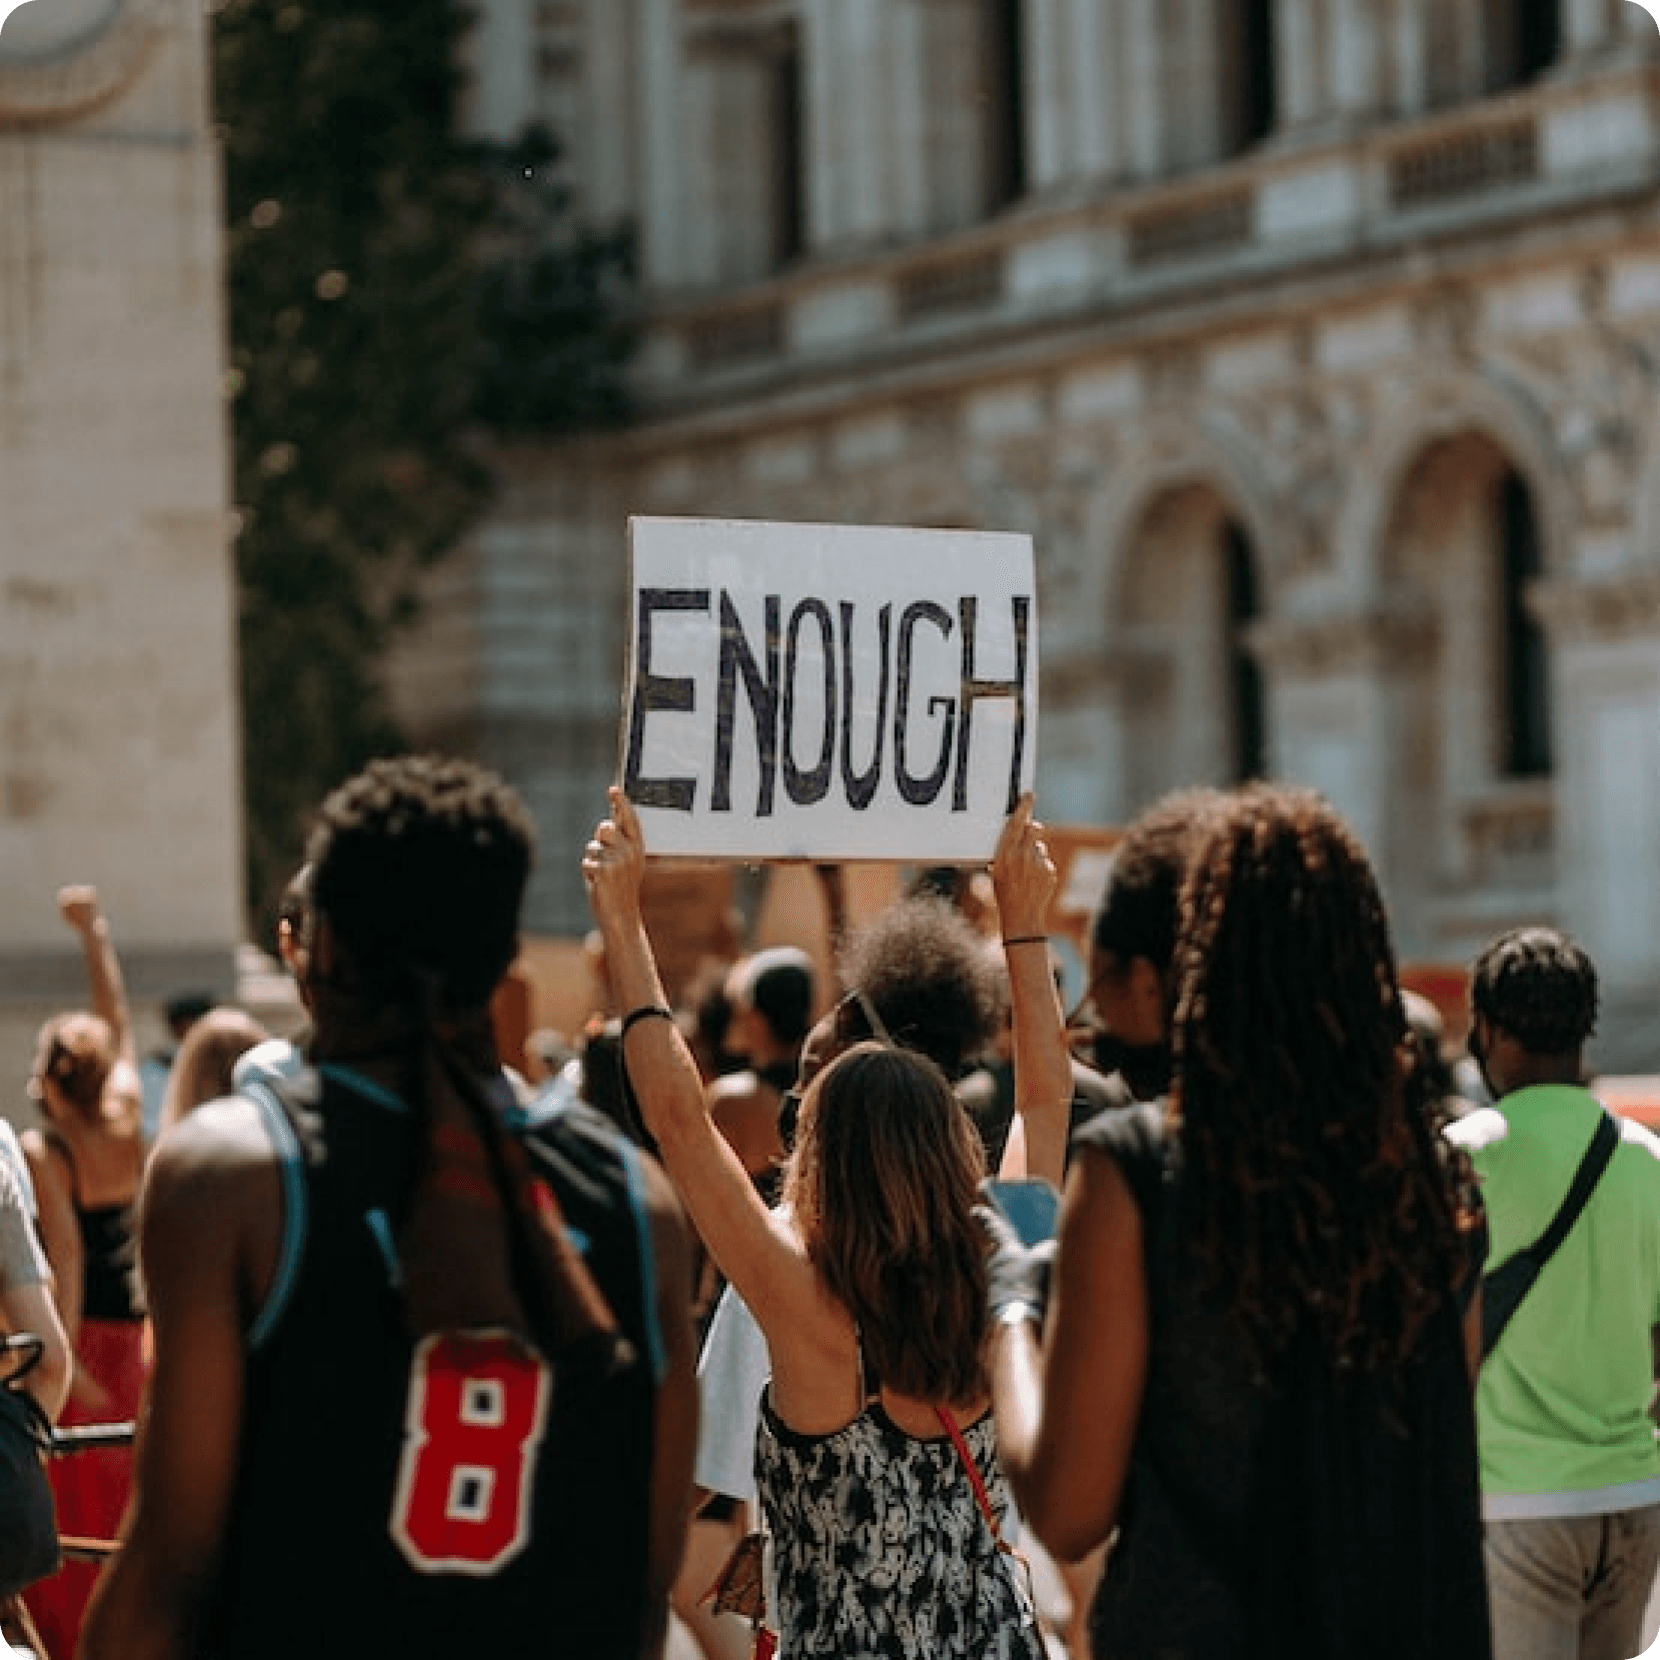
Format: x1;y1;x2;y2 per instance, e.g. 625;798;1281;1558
1086;1031;1172;1103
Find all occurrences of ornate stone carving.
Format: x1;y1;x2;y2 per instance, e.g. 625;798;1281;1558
1410;284;1477;362
1529;569;1660;643
1246;605;1438;677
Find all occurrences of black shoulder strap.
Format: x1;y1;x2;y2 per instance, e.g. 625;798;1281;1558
1481;1111;1620;1358
1532;1112;1620;1265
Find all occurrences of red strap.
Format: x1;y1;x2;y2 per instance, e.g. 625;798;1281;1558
934;1406;1003;1542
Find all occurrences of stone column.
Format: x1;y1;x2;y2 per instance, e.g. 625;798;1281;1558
462;0;535;142
584;0;637;225
803;0;894;248
1274;0;1328;128
888;0;930;239
1329;0;1388;121
1532;571;1660;1001
842;0;896;243
1026;0;1071;188
1392;0;1429;115
1249;610;1436;941
1123;0;1166;177
1564;0;1621;57
636;0;685;288
1071;0;1127;178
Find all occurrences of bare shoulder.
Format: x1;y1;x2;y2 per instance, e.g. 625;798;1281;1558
143;1095;281;1239
19;1126;68;1192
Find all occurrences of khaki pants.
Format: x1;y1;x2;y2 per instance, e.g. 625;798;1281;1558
1484;1506;1660;1660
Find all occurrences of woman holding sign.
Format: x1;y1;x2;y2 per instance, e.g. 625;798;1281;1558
984;785;1491;1659
585;789;1058;1659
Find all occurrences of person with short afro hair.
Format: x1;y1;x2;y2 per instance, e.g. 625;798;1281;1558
837;897;1000;1080
1451;925;1660;1660
84;755;697;1660
1469;925;1598;1062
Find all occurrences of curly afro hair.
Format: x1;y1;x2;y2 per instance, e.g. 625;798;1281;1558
306;754;535;1011
837;898;1000;1078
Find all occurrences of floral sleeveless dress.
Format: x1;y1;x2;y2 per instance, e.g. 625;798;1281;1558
754;1386;1042;1659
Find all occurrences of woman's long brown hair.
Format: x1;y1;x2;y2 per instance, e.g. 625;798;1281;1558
1172;785;1478;1376
783;1043;989;1405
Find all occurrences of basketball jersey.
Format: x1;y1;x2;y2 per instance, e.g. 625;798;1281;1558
200;1063;664;1659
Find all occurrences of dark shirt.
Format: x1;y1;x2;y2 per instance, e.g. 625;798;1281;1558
1076;1105;1491;1660
202;1066;664;1660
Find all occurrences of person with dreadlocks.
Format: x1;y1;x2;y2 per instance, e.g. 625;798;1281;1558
81;756;697;1660
986;784;1491;1659
1448;927;1660;1660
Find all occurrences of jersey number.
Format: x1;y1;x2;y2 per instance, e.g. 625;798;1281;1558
390;1330;552;1575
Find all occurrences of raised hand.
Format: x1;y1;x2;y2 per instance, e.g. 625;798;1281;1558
56;885;102;935
582;788;647;932
991;794;1056;947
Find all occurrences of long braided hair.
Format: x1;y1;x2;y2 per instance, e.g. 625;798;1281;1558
1171;785;1477;1376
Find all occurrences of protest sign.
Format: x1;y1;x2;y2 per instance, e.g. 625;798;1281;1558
621;516;1039;861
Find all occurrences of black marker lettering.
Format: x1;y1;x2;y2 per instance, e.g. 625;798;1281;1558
783;599;836;806
954;595;1030;814
713;591;781;816
894;600;956;806
624;587;710;811
839;601;891;811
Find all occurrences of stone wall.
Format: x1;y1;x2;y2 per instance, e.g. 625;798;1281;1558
413;0;1660;1068
0;0;240;1098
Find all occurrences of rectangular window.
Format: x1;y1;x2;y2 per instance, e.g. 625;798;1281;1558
770;24;806;268
981;0;1028;212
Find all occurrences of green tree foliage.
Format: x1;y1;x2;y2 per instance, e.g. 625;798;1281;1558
215;0;632;937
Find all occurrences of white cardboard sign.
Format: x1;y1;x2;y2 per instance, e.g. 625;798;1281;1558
620;517;1039;862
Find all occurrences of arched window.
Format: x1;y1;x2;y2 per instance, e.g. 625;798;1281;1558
1499;469;1552;777
1225;522;1269;782
1113;488;1269;813
1219;0;1278;159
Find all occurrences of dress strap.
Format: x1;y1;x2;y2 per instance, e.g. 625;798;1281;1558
45;1132;84;1211
855;1329;880;1406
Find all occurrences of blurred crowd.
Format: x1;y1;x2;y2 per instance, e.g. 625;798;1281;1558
0;761;1654;1660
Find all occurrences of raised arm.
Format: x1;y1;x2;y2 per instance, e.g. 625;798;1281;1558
990;1144;1148;1563
991;798;1071;1188
58;887;135;1067
583;790;820;1342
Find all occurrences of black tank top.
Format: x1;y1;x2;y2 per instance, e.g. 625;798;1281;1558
202;1064;664;1660
49;1137;141;1323
1075;1106;1490;1660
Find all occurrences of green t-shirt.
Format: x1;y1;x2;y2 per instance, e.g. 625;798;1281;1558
1449;1084;1660;1513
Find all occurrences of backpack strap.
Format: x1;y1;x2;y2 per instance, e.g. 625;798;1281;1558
1481;1110;1620;1359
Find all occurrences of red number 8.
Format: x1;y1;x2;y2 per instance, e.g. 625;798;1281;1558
390;1330;552;1575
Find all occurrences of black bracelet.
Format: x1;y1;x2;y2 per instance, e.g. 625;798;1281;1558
1001;935;1049;949
621;1004;675;1039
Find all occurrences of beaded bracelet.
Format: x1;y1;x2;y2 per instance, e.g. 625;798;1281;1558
1001;935;1049;950
621;1004;675;1039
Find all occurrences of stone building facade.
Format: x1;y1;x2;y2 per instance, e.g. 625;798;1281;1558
0;0;242;1086
400;0;1660;1067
